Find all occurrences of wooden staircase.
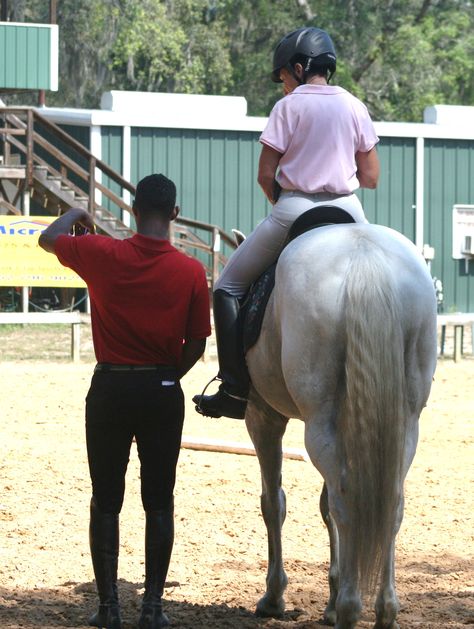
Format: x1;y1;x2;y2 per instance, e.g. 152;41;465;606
0;107;236;286
31;164;133;238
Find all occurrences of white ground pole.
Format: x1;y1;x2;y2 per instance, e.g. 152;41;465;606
181;436;308;461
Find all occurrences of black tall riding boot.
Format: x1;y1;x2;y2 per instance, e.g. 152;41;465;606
192;288;250;419
138;501;175;629
88;497;122;629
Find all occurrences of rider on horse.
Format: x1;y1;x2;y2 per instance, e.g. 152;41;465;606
193;26;380;420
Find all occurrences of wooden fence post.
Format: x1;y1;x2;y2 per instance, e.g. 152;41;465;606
26;110;34;189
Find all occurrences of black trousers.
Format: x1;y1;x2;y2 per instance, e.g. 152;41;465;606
85;369;184;515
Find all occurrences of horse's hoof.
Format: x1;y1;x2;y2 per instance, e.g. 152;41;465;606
323;606;337;625
373;623;400;629
255;595;285;618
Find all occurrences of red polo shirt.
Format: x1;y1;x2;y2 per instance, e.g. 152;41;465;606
55;233;211;366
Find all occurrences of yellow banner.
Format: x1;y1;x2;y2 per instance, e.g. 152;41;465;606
0;216;86;288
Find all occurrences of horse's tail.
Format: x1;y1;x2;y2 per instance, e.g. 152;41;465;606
340;234;407;595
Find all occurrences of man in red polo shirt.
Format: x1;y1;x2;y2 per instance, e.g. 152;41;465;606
39;174;211;629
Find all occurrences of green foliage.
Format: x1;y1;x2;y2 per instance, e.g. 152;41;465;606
324;0;474;121
111;0;186;92
7;0;474;122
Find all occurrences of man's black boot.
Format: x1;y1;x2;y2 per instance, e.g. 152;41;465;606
193;289;249;419
138;501;174;629
88;497;122;629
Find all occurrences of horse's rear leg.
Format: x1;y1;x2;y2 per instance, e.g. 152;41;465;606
305;418;362;629
372;485;406;628
320;482;339;625
332;527;362;629
373;539;399;629
332;469;401;629
245;389;289;618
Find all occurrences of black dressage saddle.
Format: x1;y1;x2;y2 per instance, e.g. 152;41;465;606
242;205;355;352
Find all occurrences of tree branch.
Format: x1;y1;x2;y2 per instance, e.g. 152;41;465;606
351;0;432;83
414;0;434;24
294;0;315;21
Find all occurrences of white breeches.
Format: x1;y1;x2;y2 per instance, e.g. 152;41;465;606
215;191;368;298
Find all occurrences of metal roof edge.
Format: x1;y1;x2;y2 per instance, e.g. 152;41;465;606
34;107;94;126
0;22;58;29
374;120;474;141
35;106;474;140
36;107;267;132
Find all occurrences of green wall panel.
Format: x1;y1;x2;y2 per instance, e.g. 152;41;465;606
130;128;418;241
128;128;425;284
101;126;123;218
58;123;90;193
41;121;474;312
424;139;474;312
60;124;90;149
130;127;271;262
30;122;89;193
357;137;416;240
131;127;270;236
0;24;57;90
29;123;89;213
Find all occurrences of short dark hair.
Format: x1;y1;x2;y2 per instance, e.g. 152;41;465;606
290;53;336;81
133;174;177;217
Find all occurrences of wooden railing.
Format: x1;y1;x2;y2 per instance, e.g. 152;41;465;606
0;106;237;287
0;107;134;214
170;216;237;284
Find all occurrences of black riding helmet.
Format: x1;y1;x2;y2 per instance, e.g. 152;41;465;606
271;27;336;83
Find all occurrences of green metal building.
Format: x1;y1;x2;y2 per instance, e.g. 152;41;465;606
38;93;474;312
0;22;58;91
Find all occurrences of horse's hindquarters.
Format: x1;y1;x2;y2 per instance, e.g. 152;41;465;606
245;223;437;627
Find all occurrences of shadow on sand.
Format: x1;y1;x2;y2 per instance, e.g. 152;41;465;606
0;556;472;629
0;579;327;629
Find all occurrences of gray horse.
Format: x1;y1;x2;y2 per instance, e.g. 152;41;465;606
244;223;437;629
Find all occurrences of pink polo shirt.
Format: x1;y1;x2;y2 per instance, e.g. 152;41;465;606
260;84;379;195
